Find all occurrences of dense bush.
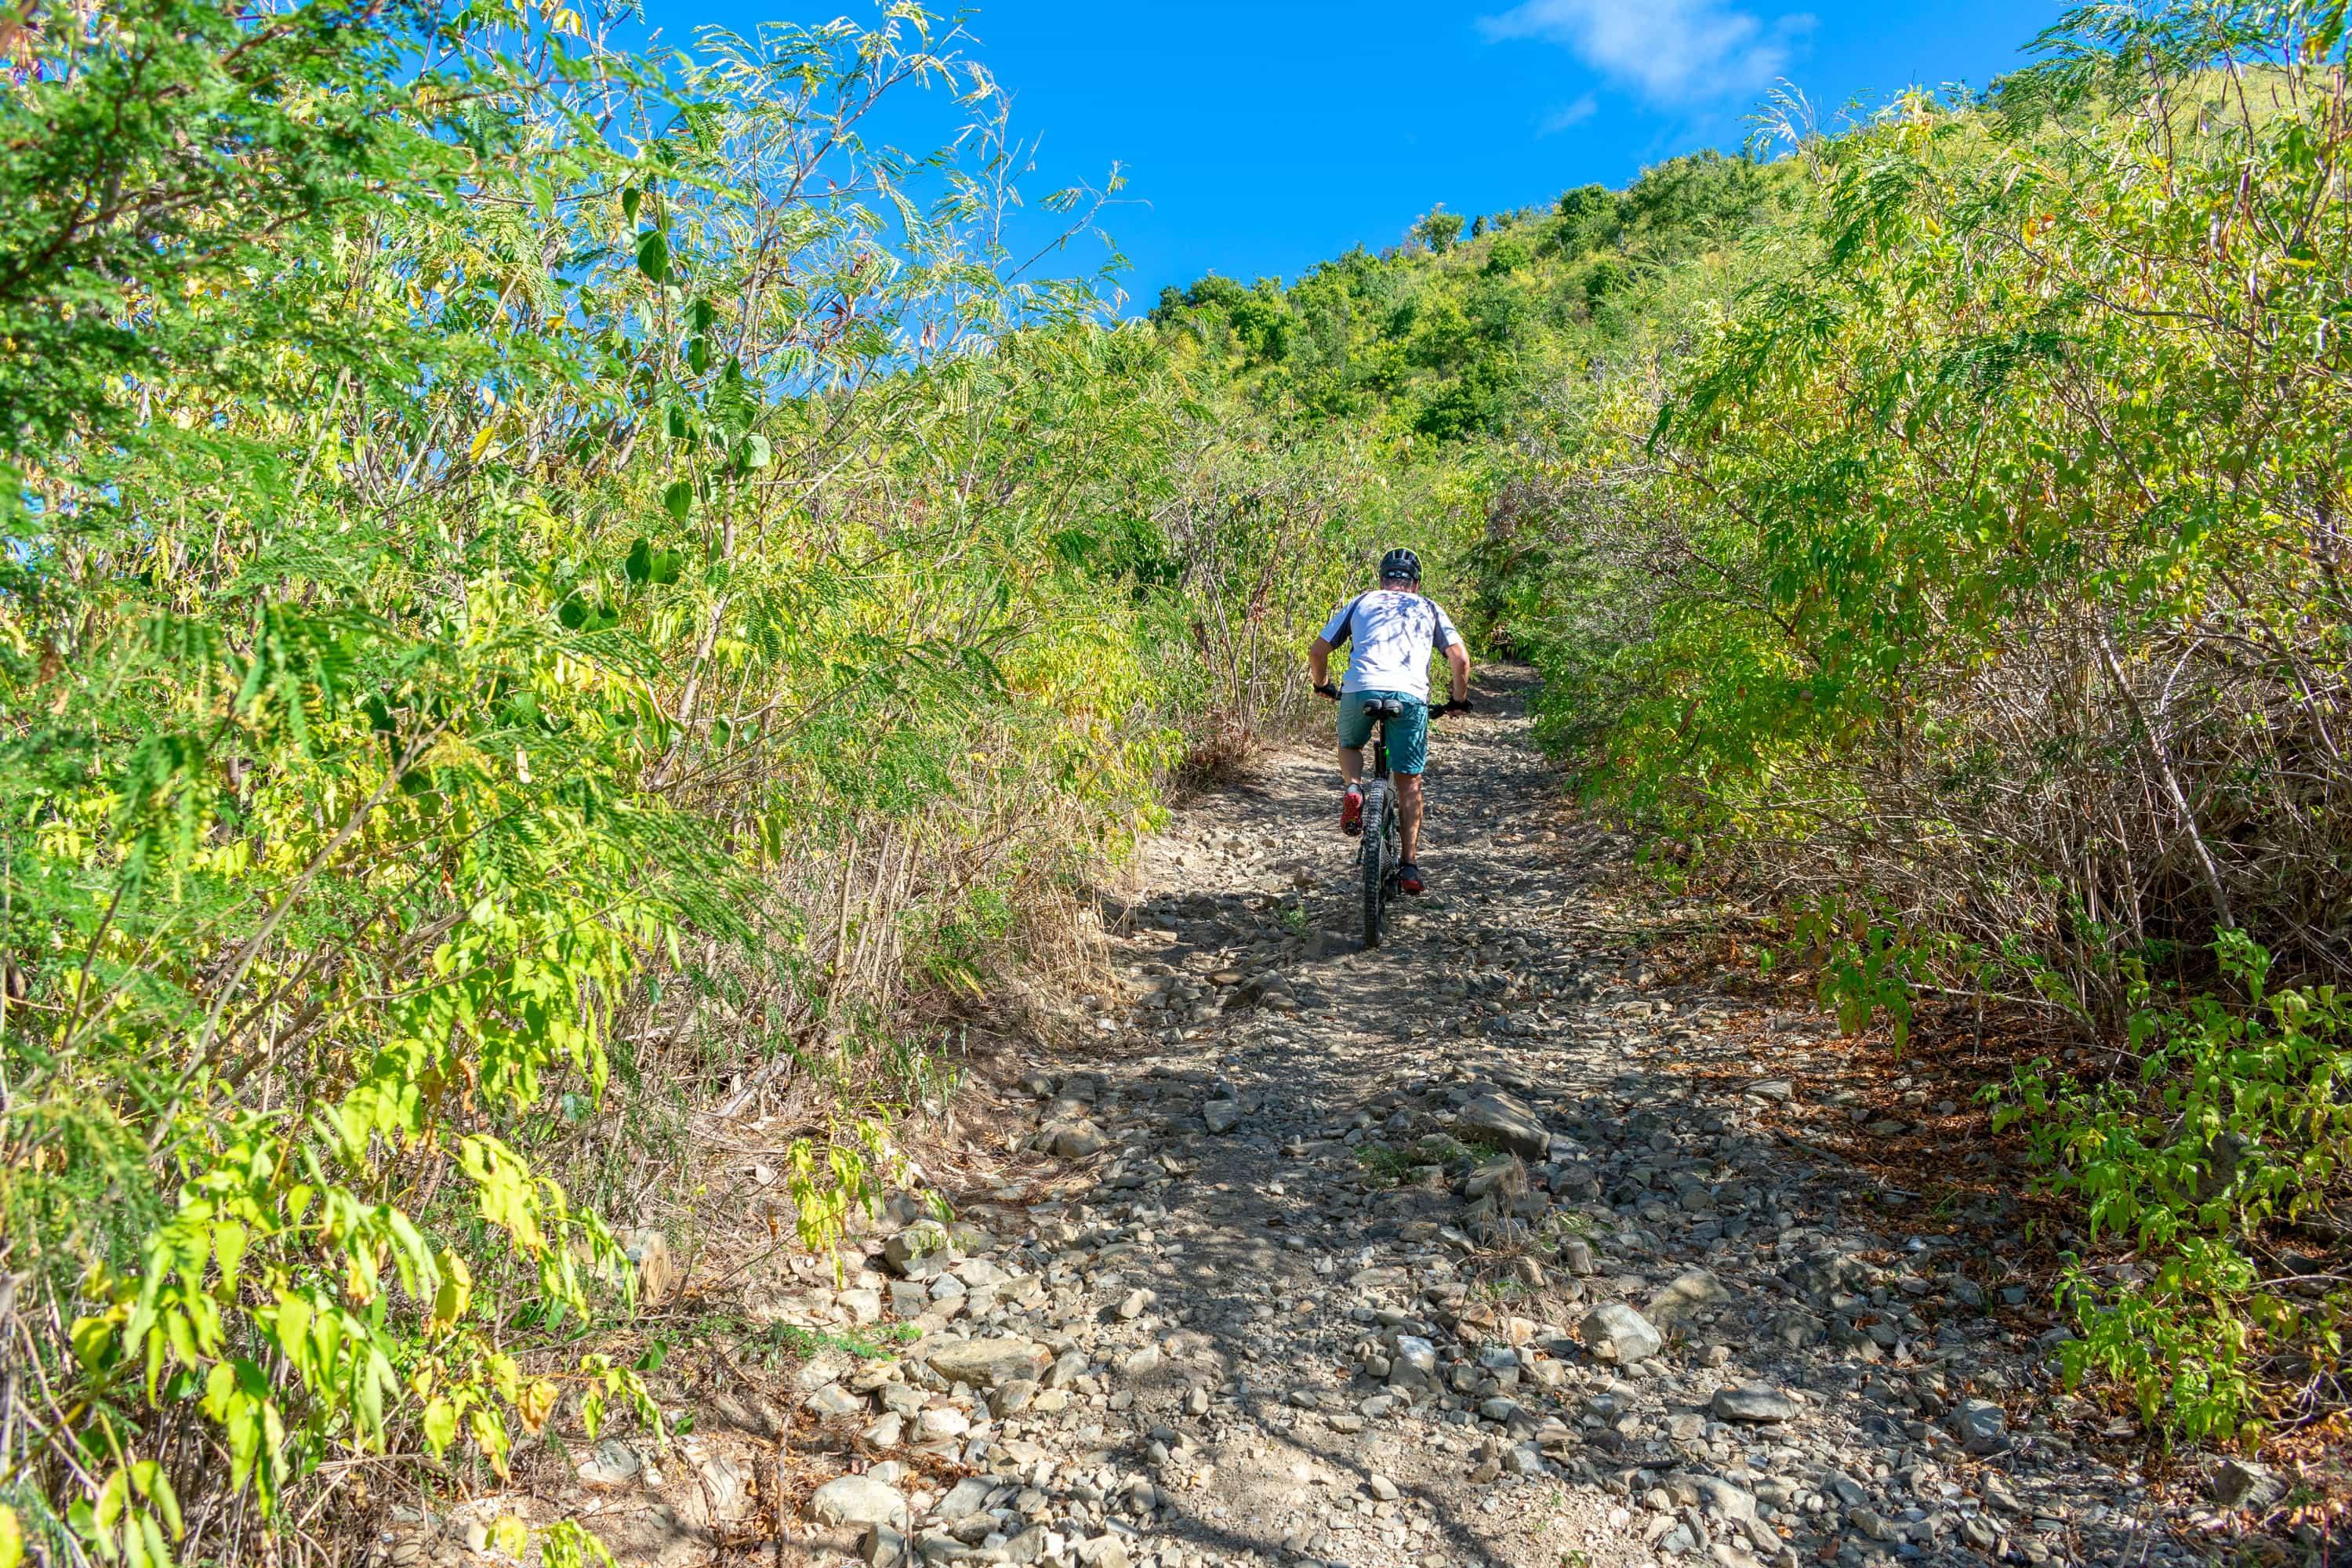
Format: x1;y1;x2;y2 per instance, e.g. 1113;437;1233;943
0;2;1216;1560
1493;2;2352;1439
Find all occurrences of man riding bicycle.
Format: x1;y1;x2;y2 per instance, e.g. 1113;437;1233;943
1308;548;1472;895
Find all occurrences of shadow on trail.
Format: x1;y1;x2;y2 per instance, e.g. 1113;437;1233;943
908;662;2150;1568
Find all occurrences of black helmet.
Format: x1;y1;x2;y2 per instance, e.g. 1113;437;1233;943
1379;547;1421;583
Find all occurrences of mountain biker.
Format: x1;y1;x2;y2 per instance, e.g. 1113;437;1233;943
1308;547;1472;895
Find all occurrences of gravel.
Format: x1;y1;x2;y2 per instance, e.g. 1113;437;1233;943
496;673;2205;1568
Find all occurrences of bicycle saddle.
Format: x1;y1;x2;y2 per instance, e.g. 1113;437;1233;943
1363;697;1407;718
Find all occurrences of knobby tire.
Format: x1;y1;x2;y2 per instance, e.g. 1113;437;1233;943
1361;782;1388;949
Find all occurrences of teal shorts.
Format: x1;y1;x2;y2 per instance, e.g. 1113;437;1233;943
1338;689;1429;775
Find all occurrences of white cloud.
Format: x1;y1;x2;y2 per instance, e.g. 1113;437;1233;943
1479;0;1814;106
1539;94;1599;134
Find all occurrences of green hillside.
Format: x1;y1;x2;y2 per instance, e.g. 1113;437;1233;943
2;0;2348;1558
1149;150;1793;443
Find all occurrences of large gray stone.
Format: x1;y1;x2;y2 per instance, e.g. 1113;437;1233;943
805;1382;868;1418
811;1473;909;1532
1711;1385;1797;1423
883;1219;953;1278
1952;1397;2008;1454
924;1337;1050;1389
1646;1267;1729;1326
2211;1457;2284;1511
1456;1093;1551;1160
1203;1099;1243;1134
1388;1335;1440;1391
1673;1472;1757;1524
1581;1302;1663;1363
1049;1120;1109;1158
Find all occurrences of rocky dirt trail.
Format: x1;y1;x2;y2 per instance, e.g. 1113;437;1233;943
753;668;2206;1568
387;670;2222;1568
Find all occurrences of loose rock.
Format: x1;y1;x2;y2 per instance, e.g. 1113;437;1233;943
811;1474;909;1533
1581;1302;1664;1363
1456;1092;1551;1160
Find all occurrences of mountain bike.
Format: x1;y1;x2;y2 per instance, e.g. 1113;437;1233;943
1319;690;1462;949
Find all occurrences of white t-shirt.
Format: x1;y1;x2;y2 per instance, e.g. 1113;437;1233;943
1319;589;1460;700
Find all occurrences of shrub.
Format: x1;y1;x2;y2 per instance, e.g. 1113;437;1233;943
1998;935;2352;1442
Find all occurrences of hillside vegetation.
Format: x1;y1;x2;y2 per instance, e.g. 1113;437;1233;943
1149;6;2352;1452
2;0;2347;1561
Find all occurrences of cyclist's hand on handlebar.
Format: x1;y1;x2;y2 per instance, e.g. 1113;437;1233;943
1315;682;1341;702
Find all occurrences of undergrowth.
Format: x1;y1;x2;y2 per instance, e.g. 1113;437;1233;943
1997;935;2352;1445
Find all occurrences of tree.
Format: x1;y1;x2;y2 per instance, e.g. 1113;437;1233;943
1552;183;1616;254
0;0;432;449
1415;206;1465;252
1484;236;1532;275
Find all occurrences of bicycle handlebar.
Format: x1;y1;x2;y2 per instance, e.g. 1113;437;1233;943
1314;684;1473;716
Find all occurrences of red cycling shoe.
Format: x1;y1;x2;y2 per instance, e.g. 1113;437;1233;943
1340;786;1363;837
1398;862;1426;895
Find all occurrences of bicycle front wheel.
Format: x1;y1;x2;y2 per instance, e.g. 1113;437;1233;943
1360;781;1388;949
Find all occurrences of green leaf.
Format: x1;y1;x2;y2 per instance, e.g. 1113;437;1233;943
71;1313;118;1370
423;1397;459;1457
274;1297;311;1365
620;185;641;223
662;480;692;521
138;1514;169;1568
557;595;620;633
203;1362;237;1421
635;229;670;284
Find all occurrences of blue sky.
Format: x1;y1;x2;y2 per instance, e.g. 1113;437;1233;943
639;0;2063;312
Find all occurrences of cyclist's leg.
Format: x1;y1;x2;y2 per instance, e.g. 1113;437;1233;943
1391;701;1430;866
1335;691;1372;833
1335;691;1372;784
1396;773;1425;862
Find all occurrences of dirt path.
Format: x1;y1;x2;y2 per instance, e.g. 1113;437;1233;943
749;666;2190;1568
401;670;2205;1568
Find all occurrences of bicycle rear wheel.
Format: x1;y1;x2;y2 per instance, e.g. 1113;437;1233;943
1360;781;1388;949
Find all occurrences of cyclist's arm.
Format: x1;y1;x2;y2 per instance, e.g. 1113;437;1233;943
1308;636;1336;690
1444;641;1470;705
